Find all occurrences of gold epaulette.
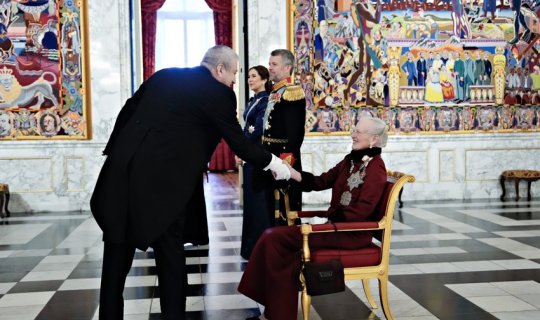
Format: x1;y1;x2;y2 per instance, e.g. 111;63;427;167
282;85;305;101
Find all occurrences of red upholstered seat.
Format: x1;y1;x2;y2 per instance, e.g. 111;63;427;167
310;243;382;268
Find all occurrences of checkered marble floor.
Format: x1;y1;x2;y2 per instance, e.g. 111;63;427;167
1;172;540;319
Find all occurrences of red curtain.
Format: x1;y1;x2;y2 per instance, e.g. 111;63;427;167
141;0;167;80
206;0;237;172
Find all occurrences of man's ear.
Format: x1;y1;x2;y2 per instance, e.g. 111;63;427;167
286;64;293;76
216;64;224;77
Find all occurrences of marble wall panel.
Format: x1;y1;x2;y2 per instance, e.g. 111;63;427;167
301;153;314;173
439;150;455;182
382;151;429;183
465;149;540;181
65;157;85;192
247;0;288;70
0;158;53;192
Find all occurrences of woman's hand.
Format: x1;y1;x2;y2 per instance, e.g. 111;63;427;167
284;161;302;182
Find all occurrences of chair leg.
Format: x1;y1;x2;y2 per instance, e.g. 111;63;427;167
362;279;377;309
0;192;4;219
499;175;506;200
515;179;520;201
301;287;311;320
4;187;9;217
378;277;394;320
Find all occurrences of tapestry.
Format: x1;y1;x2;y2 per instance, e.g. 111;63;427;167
291;0;539;133
0;0;90;140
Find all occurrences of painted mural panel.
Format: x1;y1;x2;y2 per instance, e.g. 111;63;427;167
291;0;540;133
0;0;90;140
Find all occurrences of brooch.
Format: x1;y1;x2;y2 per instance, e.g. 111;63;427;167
248;125;255;133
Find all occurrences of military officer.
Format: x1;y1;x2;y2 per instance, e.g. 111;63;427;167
255;49;306;224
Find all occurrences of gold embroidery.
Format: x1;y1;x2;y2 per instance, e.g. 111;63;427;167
282;85;305;101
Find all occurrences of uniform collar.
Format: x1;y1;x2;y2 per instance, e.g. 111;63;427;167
272;77;292;91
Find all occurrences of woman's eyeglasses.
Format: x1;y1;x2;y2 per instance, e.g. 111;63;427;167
350;128;372;135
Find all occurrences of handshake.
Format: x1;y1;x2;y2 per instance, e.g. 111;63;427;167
264;154;302;182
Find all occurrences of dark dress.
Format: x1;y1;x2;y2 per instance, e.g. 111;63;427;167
240;91;271;259
238;149;387;320
90;66;272;319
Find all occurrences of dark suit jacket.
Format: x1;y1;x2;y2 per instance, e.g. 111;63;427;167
91;66;271;249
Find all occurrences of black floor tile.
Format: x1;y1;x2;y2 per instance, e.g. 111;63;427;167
35;290;99;320
123;285;155;300
8;280;63;293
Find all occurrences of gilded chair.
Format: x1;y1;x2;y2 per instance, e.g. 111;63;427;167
287;171;415;320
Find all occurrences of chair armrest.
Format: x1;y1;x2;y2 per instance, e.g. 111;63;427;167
296;210;327;218
304;221;381;234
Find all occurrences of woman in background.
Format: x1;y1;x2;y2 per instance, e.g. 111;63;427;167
239;65;273;260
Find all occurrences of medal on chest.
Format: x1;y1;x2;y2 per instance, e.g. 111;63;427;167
339;156;373;206
347;170;363;189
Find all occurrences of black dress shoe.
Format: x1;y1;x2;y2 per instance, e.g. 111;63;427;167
246;316;260;320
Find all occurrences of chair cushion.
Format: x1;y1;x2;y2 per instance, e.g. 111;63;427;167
502;170;540;179
310;243;382;268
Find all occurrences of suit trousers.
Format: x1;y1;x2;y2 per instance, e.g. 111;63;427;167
99;223;187;320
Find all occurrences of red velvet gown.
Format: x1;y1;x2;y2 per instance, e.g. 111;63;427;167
238;151;387;320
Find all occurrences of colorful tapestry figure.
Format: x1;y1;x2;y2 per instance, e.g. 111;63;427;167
0;0;90;140
291;0;540;134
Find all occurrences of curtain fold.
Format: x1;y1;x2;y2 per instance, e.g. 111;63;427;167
141;0;167;80
206;0;237;172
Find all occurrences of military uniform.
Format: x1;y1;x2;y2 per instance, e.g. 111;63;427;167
255;78;306;223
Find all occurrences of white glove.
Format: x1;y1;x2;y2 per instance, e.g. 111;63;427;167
263;154;291;180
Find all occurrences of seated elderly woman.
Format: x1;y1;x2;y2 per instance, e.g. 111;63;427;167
238;116;389;320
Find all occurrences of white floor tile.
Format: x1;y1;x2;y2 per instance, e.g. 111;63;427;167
59;278;101;291
0;283;16;295
468;295;536;312
449;260;503;272
186;296;205;312
198;272;243;284
40;254;84;264
0;305;44;320
491;259;540;270
124;299;152;315
125;276;157;287
0;224;51;245
492;310;540;320
7;249;51;258
0;291;55;307
389;264;423;275
131;259;156;267
445;283;508;297
204;294;258;310
20;269;72;282
0;251;13;258
412;262;465;274
31;261;79;272
491;281;540;295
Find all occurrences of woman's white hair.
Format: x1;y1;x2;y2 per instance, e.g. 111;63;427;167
200;45;238;71
364;116;388;148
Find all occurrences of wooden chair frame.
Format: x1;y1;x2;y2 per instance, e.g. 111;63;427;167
287;171;415;320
